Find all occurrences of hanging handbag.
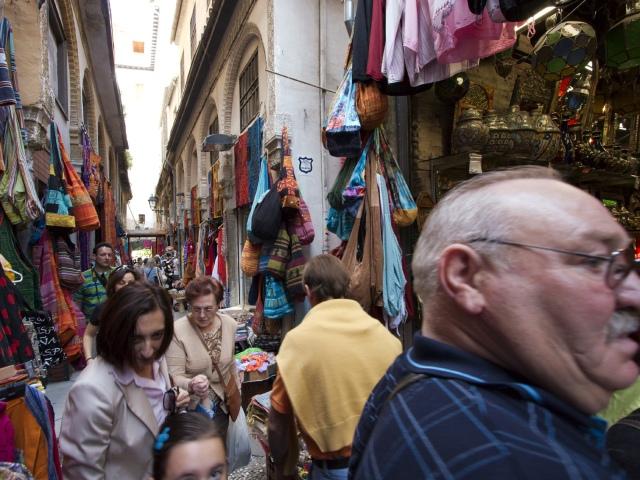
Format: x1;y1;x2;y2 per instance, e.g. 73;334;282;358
263;274;293;319
290;197;315;246
277;131;300;212
55;236;84;292
250;185;282;241
376;129;417;227
212;362;242;422
45;123;75;229
341;153;383;311
356;81;388;131
58;128;100;231
325;68;362;157
240;239;261;277
266;224;290;280
285;230;306;300
327;156;358;210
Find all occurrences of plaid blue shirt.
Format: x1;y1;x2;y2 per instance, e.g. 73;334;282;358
349;335;626;480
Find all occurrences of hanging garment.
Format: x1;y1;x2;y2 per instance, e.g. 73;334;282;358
247;117;263;203
353;0;375;82
101;180;117;248
366;0;386;81
216;226;227;286
430;0;518;65
0;267;34;367
0;211;41;310
25;385;61;480
234;132;250;208
247;156;270;242
5;396;48;479
80;127;100;201
195;222;207;278
211;162;223;219
377;174;407;328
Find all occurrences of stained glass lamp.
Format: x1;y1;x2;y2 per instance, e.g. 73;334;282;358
605;13;640;70
531;22;597;82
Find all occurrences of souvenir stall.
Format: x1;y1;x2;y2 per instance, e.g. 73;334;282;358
0;16;74;480
342;0;640;321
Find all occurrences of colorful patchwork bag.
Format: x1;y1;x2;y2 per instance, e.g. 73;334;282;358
290;197;315;246
266;225;290;280
45;123;75;229
263;274;293;320
55;235;84;292
285;230;306;300
325;67;362;157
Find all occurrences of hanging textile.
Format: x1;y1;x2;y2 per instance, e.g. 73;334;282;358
247;156;269;240
44;124;74;229
0;266;34;367
210;162;223;219
190;185;200;227
377;173;407;328
0;211;40;310
0;17;43;222
247;117;263;203
80;127;100;201
100;180;117;248
55;125;100;230
205;228;217;276
32;231;81;362
234;132;250;208
24;385;62;479
195;222;207;278
215;226;227;286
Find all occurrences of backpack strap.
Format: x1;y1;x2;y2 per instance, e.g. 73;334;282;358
382;373;429;411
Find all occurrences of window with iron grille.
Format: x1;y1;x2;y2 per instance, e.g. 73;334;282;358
48;0;68;114
190;6;196;57
239;51;259;131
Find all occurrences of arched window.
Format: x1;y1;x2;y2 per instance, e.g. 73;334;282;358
239;50;259;131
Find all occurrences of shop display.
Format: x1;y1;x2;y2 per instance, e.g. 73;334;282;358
605;7;640;71
451;107;489;153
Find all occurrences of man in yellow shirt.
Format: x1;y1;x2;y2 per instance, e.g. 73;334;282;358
268;254;402;480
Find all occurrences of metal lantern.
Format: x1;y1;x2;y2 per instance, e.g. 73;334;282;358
605;13;640;70
531;21;597;82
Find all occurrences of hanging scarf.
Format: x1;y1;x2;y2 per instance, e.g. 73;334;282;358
234;132;250;207
101;180;117;247
377;173;407;328
247;117;263;202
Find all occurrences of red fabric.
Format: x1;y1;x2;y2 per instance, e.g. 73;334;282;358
205;233;215;276
217;226;227;285
234;133;250;207
366;0;386;81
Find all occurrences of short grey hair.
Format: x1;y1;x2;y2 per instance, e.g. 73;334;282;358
411;166;562;306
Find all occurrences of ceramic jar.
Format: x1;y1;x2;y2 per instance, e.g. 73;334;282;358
531;110;562;162
484;110;513;154
505;105;537;155
452;108;489;154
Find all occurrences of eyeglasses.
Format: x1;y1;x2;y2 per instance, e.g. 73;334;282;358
469;238;640;289
163;387;187;414
188;306;216;315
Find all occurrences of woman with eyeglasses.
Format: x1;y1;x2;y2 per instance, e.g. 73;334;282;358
151;412;228;480
166;276;239;435
82;265;141;362
60;283;190;479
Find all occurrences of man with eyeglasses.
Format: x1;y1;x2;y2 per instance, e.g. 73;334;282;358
349;166;639;479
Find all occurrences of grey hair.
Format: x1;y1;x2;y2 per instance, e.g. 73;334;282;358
411;166;562;306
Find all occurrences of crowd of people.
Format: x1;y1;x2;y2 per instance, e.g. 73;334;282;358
57;166;640;479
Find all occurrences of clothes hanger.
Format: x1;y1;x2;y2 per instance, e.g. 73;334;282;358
7;269;23;284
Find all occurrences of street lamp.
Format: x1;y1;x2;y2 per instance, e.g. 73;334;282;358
148;194;158;211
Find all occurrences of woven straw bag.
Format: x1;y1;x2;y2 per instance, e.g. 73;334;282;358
356;82;388;131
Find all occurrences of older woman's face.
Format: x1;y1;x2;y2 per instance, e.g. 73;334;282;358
189;293;219;330
115;272;136;293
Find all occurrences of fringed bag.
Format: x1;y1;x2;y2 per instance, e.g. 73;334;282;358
263;274;293;319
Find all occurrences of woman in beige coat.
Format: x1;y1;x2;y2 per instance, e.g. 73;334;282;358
60;283;189;479
166;276;240;433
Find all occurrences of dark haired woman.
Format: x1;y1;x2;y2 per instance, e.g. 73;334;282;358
151;412;228;480
60;283;189;479
166;276;239;434
82;265;141;362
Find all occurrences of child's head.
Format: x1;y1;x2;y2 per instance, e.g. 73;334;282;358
152;412;227;480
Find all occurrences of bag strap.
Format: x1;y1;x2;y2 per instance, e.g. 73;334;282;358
342;198;365;270
382;373;429;413
212;361;229;392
